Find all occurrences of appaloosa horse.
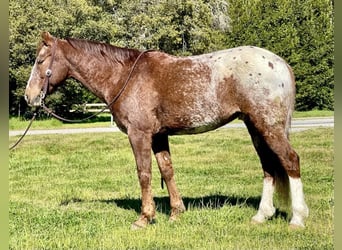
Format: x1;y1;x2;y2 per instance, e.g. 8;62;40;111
25;32;308;229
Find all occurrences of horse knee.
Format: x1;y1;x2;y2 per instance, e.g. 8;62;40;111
160;166;174;182
137;170;152;189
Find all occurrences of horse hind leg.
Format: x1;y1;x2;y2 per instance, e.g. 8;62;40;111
251;176;276;224
244;118;277;223
244;117;309;227
152;134;186;221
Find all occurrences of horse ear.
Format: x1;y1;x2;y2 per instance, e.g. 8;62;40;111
41;31;54;45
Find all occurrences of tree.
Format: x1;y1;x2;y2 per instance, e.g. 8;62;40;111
9;0;117;117
9;0;334;117
226;0;334;110
290;0;334;110
109;0;230;55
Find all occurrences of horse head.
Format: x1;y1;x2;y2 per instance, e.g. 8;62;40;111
25;32;68;106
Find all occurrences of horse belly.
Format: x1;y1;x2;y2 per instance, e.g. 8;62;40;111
172;112;225;135
161;97;237;135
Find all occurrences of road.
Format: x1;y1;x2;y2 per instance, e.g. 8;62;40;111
221;117;334;132
9;117;333;137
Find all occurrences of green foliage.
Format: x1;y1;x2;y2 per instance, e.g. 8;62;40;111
226;0;334;110
111;0;229;54
290;0;334;110
9;0;116;117
9;0;334;117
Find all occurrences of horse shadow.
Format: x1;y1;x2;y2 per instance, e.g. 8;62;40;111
61;194;288;220
109;195;260;214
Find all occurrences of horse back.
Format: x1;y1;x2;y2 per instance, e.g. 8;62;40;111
121;46;295;135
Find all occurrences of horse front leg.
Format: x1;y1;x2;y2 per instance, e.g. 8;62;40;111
152;134;185;221
128;129;155;229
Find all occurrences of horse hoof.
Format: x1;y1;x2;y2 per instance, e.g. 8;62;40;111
251;214;266;225
169;214;181;222
170;204;186;221
251;218;264;225
289;223;305;230
131;217;148;230
131;216;156;230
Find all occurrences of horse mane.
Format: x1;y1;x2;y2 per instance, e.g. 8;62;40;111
65;38;141;65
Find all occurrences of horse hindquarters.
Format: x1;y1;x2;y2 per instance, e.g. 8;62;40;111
244;117;309;227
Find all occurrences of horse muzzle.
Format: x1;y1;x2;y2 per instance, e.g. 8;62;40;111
24;91;44;107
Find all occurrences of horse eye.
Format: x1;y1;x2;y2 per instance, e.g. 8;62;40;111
37;59;44;64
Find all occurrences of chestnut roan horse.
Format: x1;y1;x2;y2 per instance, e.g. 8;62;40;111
25;32;308;229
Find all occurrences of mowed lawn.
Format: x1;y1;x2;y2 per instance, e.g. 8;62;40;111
9;127;333;249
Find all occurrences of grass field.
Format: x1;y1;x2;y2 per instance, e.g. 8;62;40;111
9;127;333;249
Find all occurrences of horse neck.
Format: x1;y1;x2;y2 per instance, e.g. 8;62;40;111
62;40;140;102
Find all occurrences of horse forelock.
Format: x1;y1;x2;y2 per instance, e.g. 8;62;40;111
65;38;141;64
36;41;45;56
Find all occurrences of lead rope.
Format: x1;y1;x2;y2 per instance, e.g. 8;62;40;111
9;110;38;150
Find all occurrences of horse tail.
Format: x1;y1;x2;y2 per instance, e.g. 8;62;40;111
275;63;296;209
285;105;293;139
284;63;296;139
274;166;291;210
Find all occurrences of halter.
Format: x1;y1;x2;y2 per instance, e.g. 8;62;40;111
40;38;58;103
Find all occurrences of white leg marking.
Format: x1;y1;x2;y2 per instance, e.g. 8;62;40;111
289;177;309;227
252;177;276;223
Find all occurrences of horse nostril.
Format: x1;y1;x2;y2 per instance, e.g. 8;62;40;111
24;95;29;103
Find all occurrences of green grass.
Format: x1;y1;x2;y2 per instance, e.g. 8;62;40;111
292;110;333;118
9;128;333;249
9;110;333;130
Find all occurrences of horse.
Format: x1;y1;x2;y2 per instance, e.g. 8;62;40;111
25;32;309;229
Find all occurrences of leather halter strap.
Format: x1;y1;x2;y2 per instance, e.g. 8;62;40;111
41;38;58;101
